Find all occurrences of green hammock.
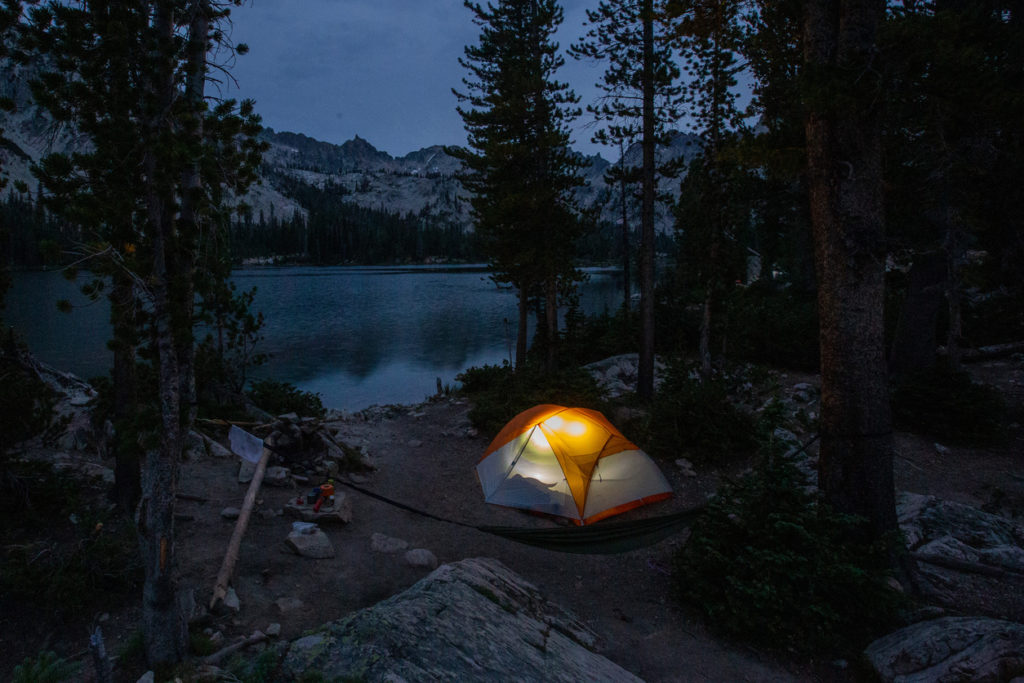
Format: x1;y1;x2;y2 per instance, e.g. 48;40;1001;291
335;476;703;554
478;506;705;554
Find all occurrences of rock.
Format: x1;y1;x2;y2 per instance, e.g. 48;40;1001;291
278;412;299;422
371;532;409;554
465;427;479;438
266;623;282;637
264;466;291;487
404;548;438;569
934;442;951;455
278;558;641;682
137;672;155;683
223;587;241;613
674;458;697;477
286;529;335;559
276;597;305;614
221;507;241;520
284;495;353;525
238;460;256;484
897;492;1024;574
865;616;1024;682
407;439;423;448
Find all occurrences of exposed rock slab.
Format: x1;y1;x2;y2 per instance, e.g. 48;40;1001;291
898;492;1024;574
279;557;640;682
865;616;1024;682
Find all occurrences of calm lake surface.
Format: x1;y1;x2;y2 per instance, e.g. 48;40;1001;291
5;266;624;410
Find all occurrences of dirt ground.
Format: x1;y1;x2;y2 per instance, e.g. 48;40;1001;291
3;358;1023;682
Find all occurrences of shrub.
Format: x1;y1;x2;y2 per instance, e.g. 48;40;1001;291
644;362;759;463
248;379;326;418
892;366;1006;444
721;282;819;371
674;449;904;654
457;361;605;437
11;650;80;683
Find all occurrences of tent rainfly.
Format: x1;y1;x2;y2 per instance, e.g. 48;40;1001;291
476;404;672;525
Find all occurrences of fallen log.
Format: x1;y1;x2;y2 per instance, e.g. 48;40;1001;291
209;446;271;611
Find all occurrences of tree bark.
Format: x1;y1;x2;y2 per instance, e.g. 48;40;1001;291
137;1;186;668
110;271;140;513
619;140;631;313
516;287;528;369
545;276;558;371
804;0;897;541
637;0;656;401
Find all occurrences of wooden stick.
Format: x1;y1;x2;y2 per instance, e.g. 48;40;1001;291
209;447;271;611
202;631;268;666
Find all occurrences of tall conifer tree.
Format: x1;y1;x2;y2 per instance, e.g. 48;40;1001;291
452;0;583;370
571;0;683;399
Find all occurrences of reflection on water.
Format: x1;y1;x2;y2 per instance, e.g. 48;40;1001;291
5;265;623;410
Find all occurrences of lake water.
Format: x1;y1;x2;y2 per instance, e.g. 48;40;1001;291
4;266;624;410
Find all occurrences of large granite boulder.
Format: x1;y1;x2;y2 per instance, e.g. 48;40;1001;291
279;557;640;682
898;492;1024;574
865;616;1024;682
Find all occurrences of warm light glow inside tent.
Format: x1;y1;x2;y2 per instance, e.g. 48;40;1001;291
476;404;672;525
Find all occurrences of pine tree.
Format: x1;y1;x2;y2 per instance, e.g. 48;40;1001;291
26;0;262;667
670;0;748;377
452;0;584;370
570;0;684;399
803;0;898;545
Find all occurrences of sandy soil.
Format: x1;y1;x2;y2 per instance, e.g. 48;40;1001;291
3;357;1022;681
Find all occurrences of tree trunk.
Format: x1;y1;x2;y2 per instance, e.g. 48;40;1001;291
516;287;528;369
619;140;631;313
637;0;656;401
137;1;186;668
545;277;558;371
889;250;946;377
804;0;897;541
110;271;140;513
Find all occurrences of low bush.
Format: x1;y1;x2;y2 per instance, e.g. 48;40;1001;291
721;282;819;371
892;366;1006;444
674;449;904;654
457;361;605;437
248;379;326;418
11;650;80;683
643;362;759;464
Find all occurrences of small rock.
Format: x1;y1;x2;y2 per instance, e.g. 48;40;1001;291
259;509;278;520
137;672;155;683
266;623;281;637
286;529;335;559
264;466;292;487
221;507;240;520
371;532;409;554
277;412;299;422
674;458;697;477
238;460;256;484
407;439;423;448
934;442;950;455
276;597;305;614
223;587;241;613
404;548;438;569
465;428;479;438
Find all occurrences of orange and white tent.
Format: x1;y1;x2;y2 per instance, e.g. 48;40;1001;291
476;404;672;525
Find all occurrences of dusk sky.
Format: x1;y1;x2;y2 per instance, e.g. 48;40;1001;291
224;0;611;159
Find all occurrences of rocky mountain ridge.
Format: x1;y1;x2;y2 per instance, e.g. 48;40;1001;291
2;55;701;235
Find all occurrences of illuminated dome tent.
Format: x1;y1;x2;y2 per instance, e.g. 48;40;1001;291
476;404;672;525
